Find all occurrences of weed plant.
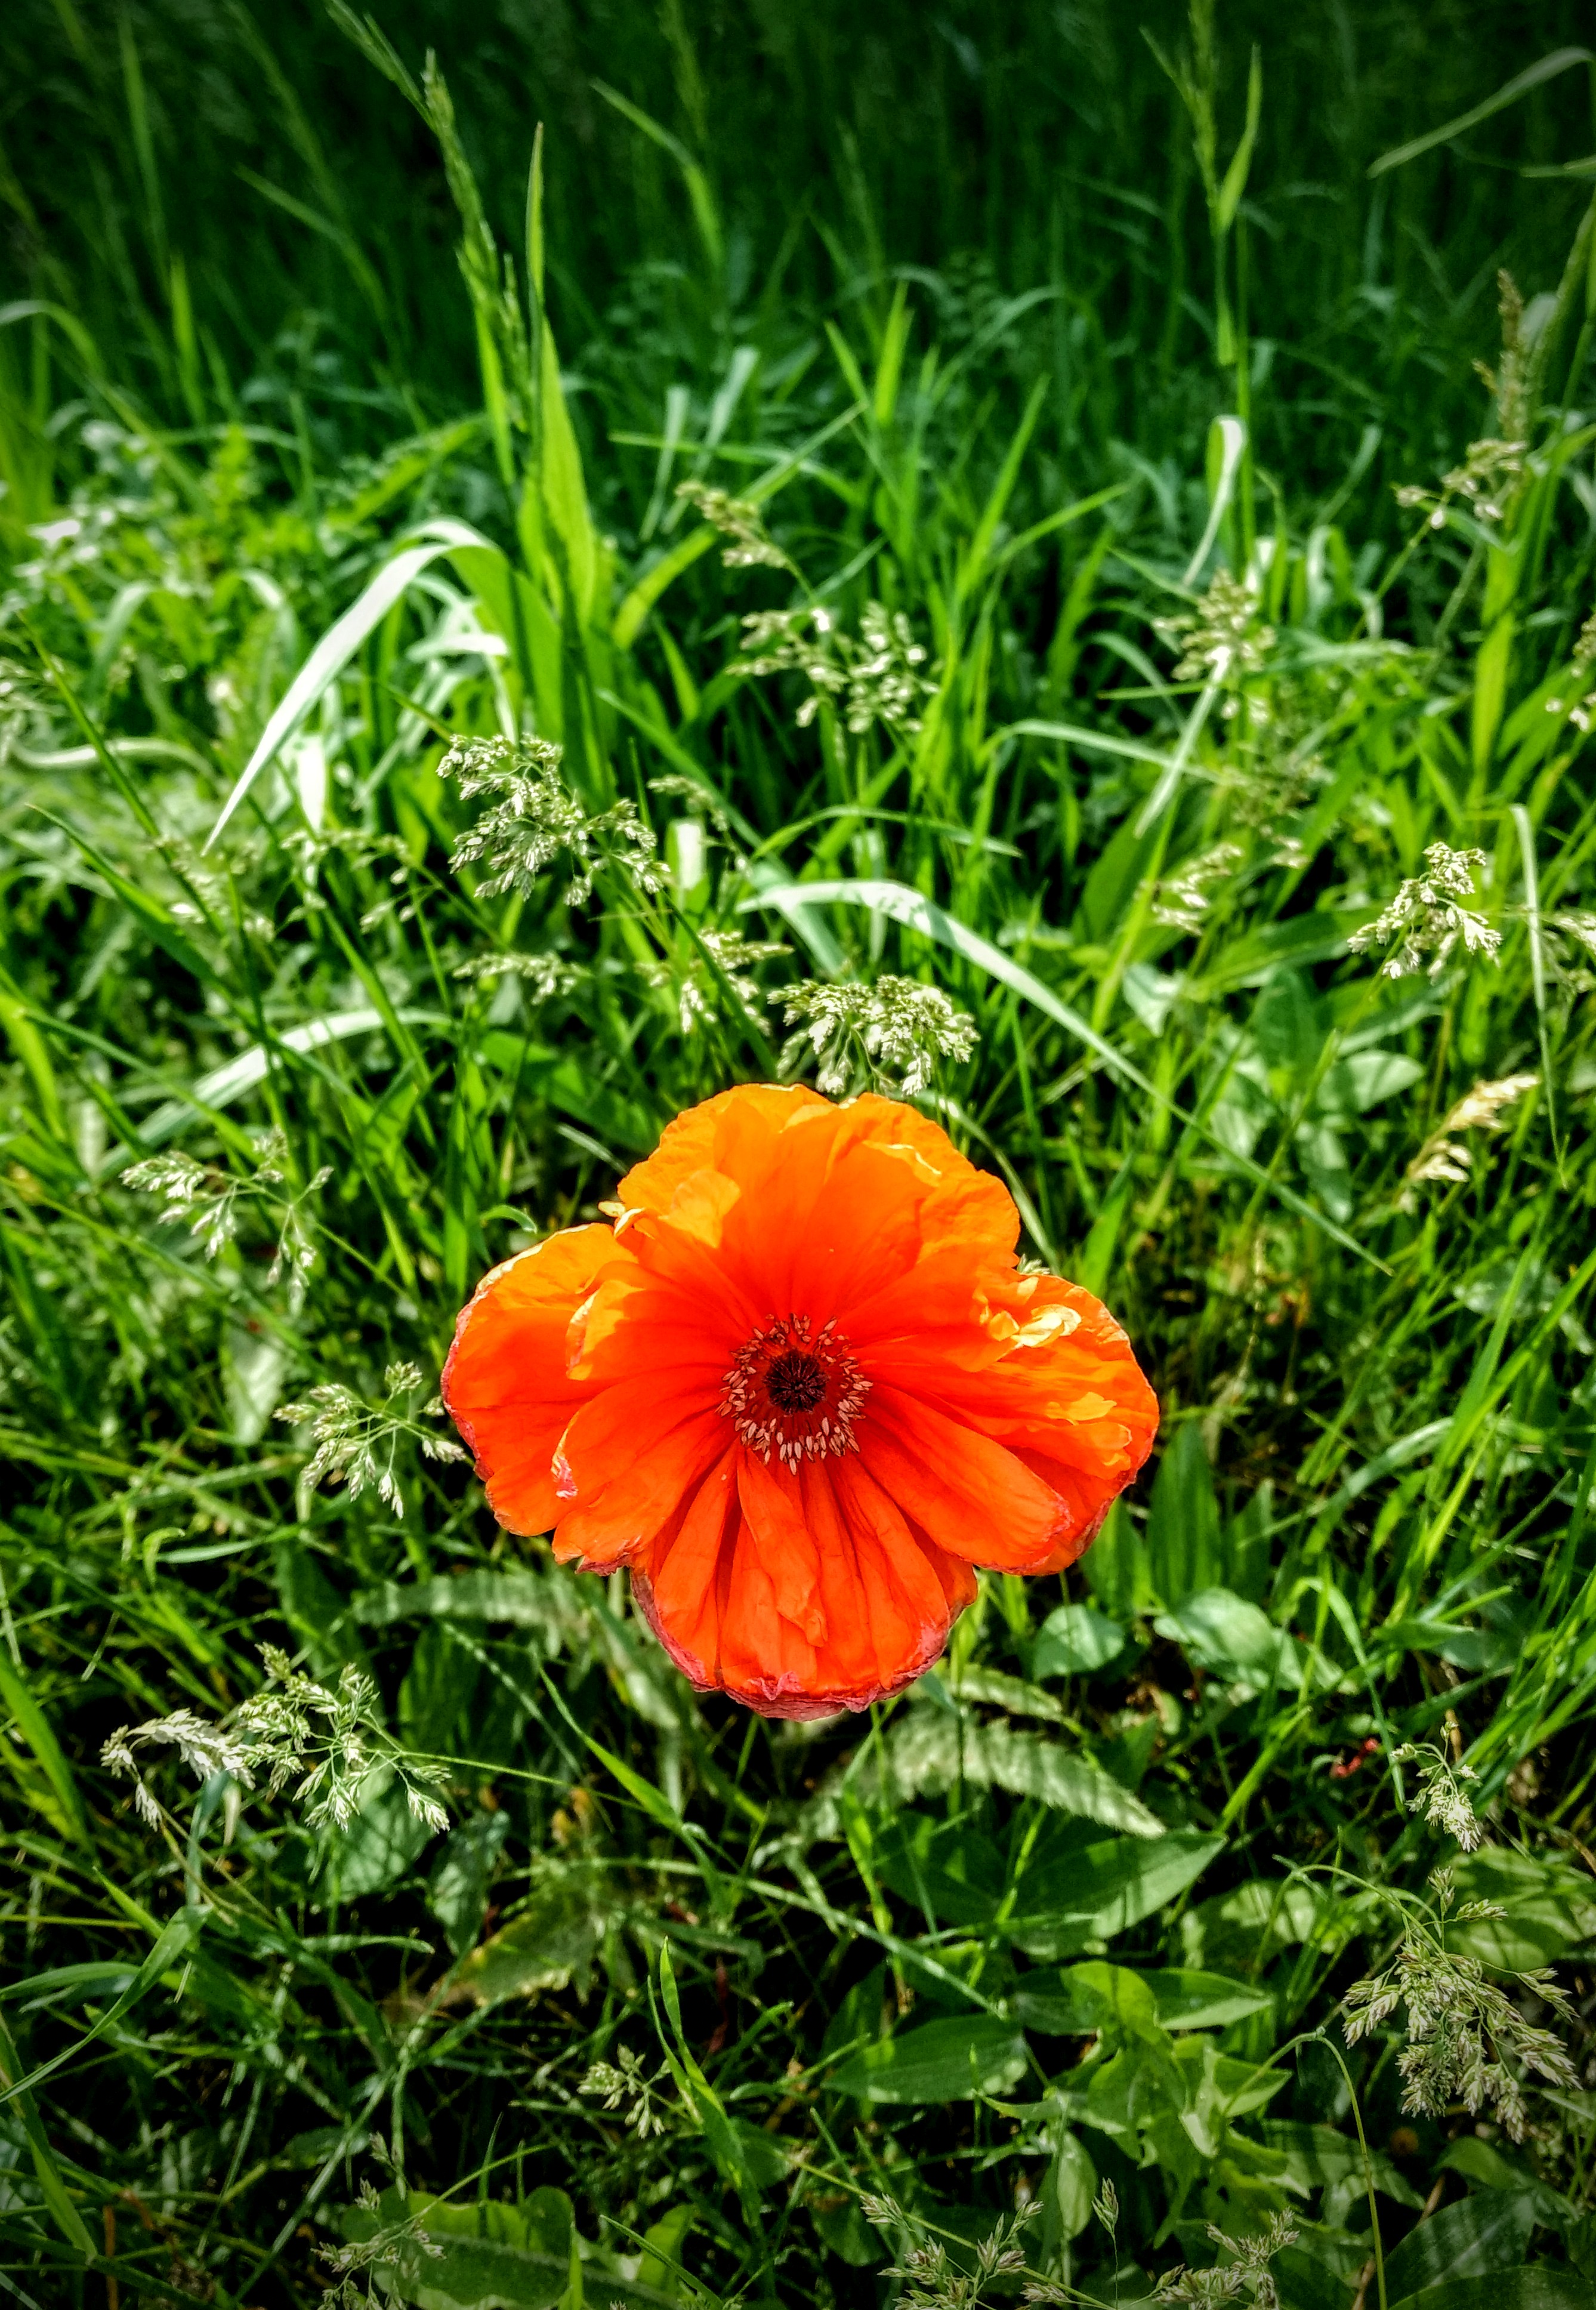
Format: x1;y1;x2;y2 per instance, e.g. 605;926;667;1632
1;5;1596;2308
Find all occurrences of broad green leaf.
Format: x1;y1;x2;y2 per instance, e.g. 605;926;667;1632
353;1569;584;1634
1180;1877;1333;1970
400;1623;486;1759
444;1867;605;2007
1014;1960;1159;2035
223;1316;287;1445
1145;1969;1273;2031
1439;2135;1572;2228
822;1962;888;2064
1170;2031;1288;2120
732;2118;795;2192
1387;2278;1596;2310
1447;1846;1596;1970
341;2186;581;2310
1259;2119;1425;2207
1383;2191;1535;2300
871;1709;1165;1837
1007;1834;1224;1960
827;2014;1027;2104
808;2194;882;2266
1035;1601;1127;1678
872;1812;1006;1929
320;1768;438;1902
429;1808;511;1958
1049;2131;1097;2240
1154;1588;1302;1693
1252;967;1328;1076
1321;1048;1427;1115
1080;1498;1157;1618
1082;2033;1184;2140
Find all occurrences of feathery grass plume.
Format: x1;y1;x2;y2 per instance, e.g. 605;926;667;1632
774;975;978;1096
1149;2215;1300;2309
675;478;793;570
236;1647;449;1833
844;602;936;733
1342;1744;1577;2139
1390;1740;1484;1850
1400;1074;1538;1205
319;2178;444;2297
1395;436;1527;531
276;1359;467;1516
101;1710;255;1828
734;606;844;724
1347;843;1500;979
1342;1865;1578;2139
578;2046;671;2138
1151;841;1243;932
441;735;664;903
644;930;789;1034
734;600;933;733
124;1125;332;1284
1395;277;1529;532
1545;608;1596;733
863;2194;1037;2310
647;772;743;853
451;949;585;998
1547;909;1596;986
103;1646;449;1835
1156;572;1274;687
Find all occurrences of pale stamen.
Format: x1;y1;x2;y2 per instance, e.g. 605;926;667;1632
720;1313;870;1470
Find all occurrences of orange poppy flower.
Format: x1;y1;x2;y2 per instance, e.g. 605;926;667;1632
442;1085;1157;1718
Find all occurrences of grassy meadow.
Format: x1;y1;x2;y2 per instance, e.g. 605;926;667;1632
4;1;1596;2303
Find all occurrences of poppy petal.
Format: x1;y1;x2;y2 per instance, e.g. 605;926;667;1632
860;1384;1069;1568
551;1395;727;1572
446;1085;1159;1711
441;1224;619;1535
632;1450;741;1686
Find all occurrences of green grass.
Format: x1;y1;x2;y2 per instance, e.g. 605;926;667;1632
2;5;1596;2307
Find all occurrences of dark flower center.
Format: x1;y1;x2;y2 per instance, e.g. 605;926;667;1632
765;1349;828;1414
720;1313;871;1470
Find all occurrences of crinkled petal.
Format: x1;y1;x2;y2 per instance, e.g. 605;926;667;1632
445;1088;1159;1708
551;1390;726;1572
860;1384;1070;1569
441;1225;620;1535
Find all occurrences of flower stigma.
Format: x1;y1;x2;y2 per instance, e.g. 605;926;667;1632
720;1313;870;1470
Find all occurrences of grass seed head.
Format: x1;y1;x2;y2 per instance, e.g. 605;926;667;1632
1348;843;1500;979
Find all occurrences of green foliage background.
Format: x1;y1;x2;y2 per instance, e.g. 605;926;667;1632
1;3;1596;2305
